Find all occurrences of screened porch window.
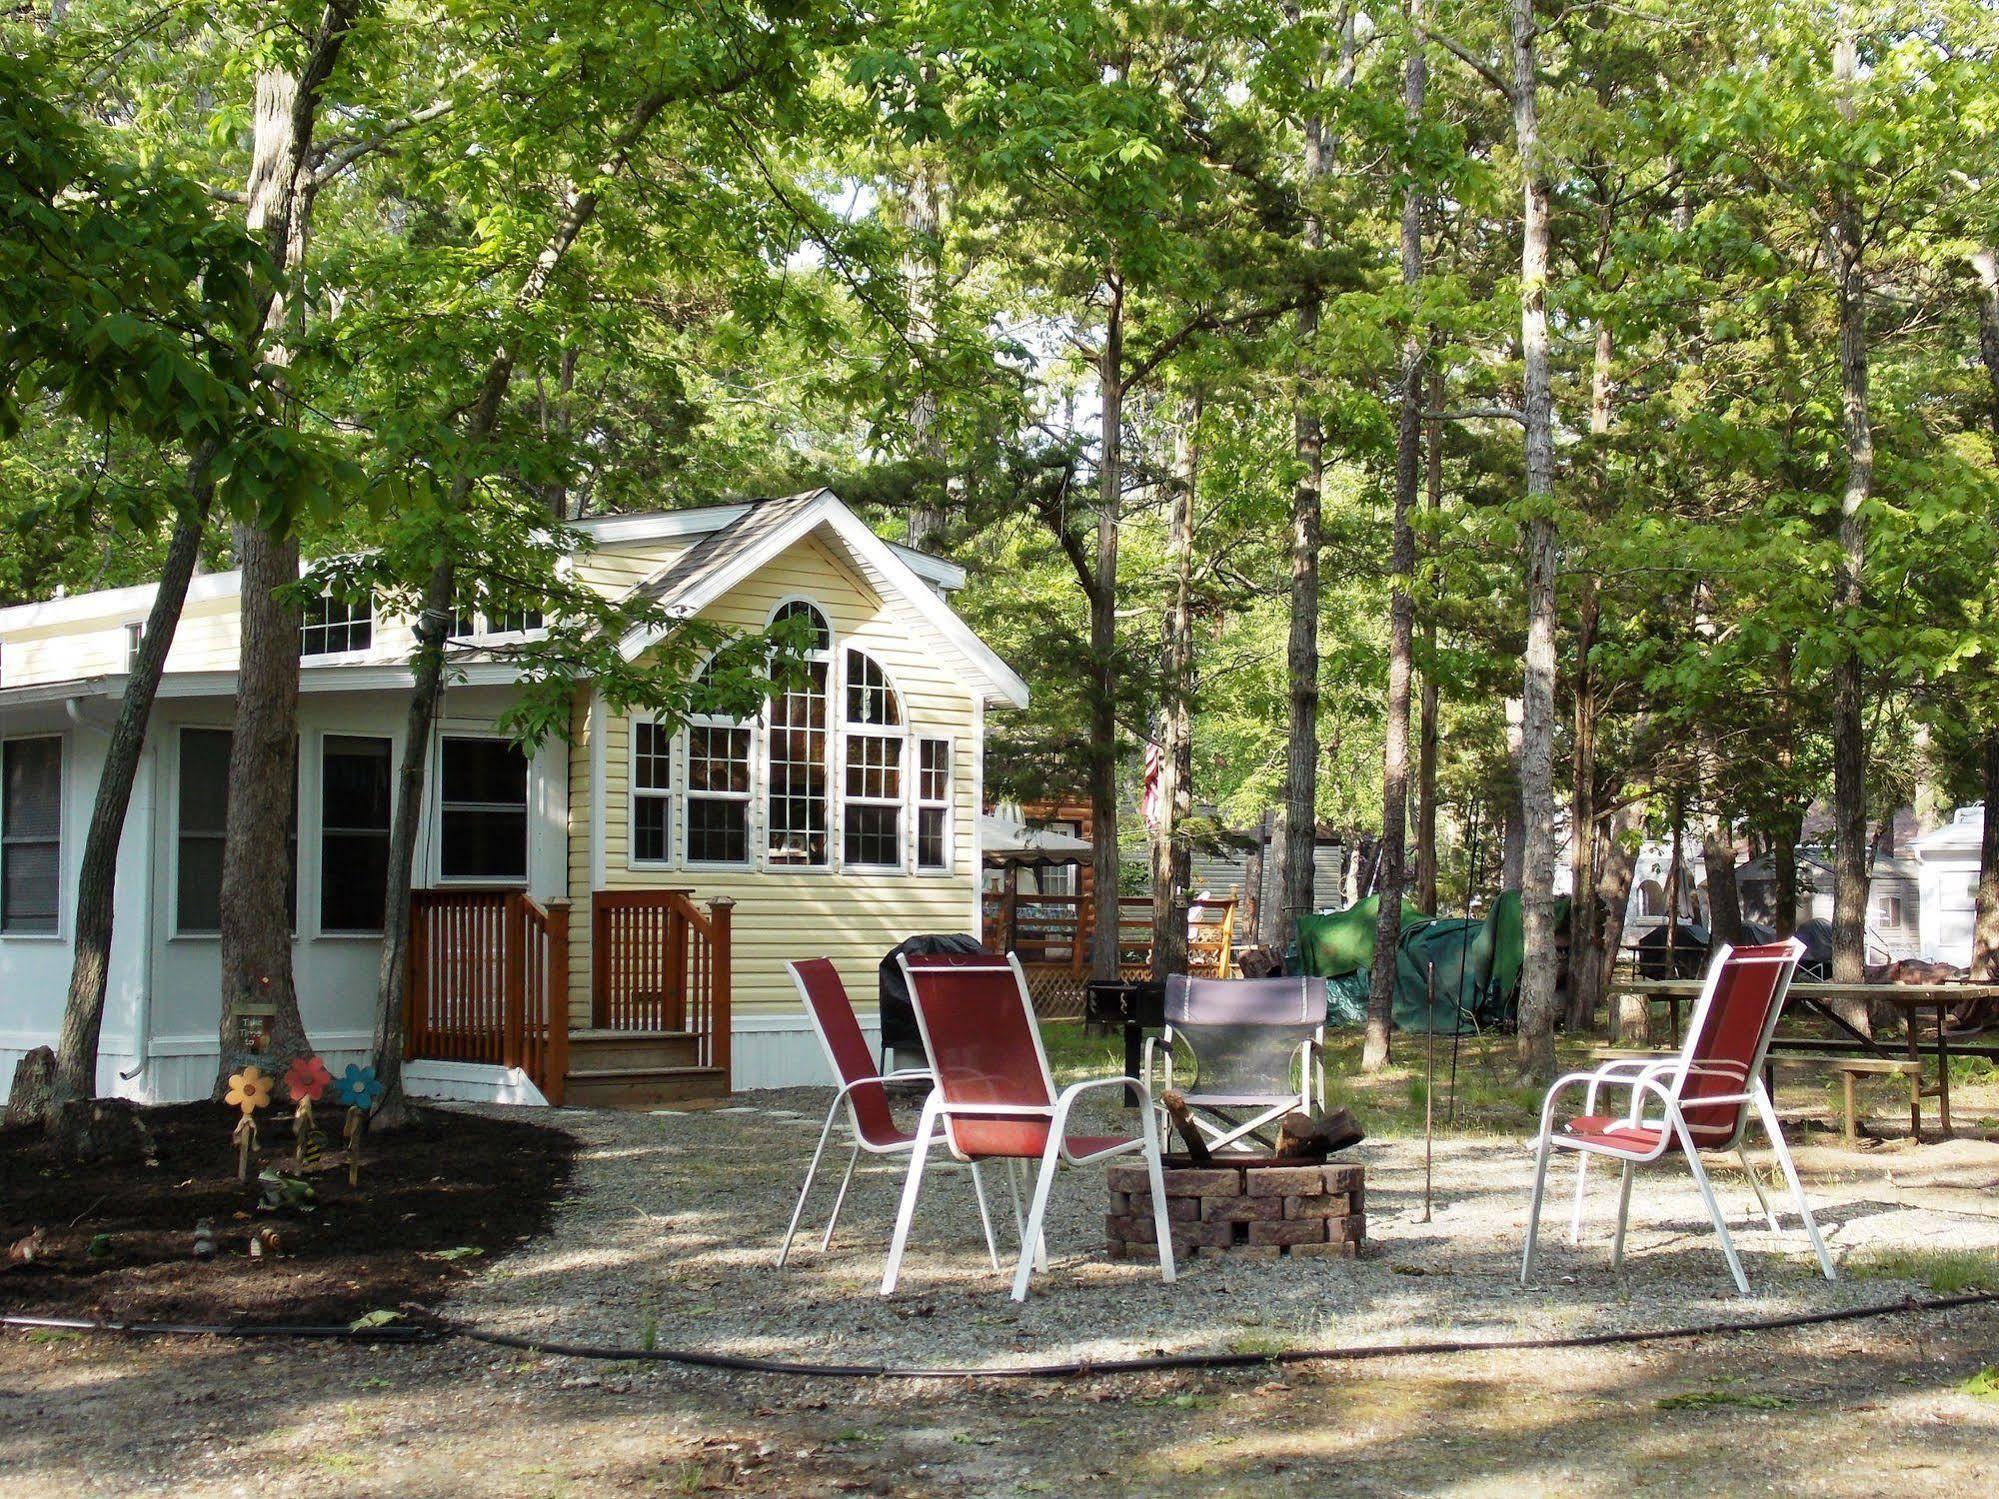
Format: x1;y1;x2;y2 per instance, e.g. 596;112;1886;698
1;736;61;934
437;736;528;882
176;727;295;932
321;735;392;932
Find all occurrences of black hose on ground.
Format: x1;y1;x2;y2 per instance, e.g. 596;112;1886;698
7;1289;1997;1381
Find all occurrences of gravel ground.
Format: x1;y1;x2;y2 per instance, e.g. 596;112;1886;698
5;1088;1997;1496
448;1087;1999;1371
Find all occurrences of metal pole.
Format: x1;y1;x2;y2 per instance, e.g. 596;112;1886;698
1424;960;1436;1223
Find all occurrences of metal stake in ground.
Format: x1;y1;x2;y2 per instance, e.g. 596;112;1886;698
1423;960;1436;1223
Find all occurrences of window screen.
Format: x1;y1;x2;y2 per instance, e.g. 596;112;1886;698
177;728;295;931
1;737;61;933
321;735;392;931
438;736;528;881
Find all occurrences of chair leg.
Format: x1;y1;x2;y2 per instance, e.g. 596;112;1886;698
1568;1153;1591;1245
1521;1133;1557;1286
1755;1086;1837;1282
968;1161;1001;1272
1611;1162;1635;1270
1676;1125;1750;1295
1737;1145;1780;1234
880;1096;943;1296
818;1142;862;1252
1010;1136;1067;1302
1139;1100;1177;1286
779;1096;842;1268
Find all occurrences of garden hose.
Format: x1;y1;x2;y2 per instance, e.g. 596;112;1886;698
6;1288;1997;1381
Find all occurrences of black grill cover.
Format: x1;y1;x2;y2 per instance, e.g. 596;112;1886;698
878;933;987;1053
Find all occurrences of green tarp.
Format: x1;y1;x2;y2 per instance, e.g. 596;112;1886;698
1295;891;1529;1034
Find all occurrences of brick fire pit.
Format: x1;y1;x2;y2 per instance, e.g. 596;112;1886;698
1105;1157;1366;1260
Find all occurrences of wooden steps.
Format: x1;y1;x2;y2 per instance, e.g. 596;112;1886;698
561;1029;728;1109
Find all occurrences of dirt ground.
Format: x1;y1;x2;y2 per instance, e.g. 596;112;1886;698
0;1102;573;1324
3;1298;1996;1495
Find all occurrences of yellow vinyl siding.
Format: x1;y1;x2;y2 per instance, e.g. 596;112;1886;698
571;540;690;600
565;532;982;1028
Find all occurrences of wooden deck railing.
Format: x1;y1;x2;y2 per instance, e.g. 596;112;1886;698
406;889;570;1104
981;891;1237;978
591;890;733;1075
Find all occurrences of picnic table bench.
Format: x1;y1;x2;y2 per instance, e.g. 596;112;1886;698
1589;1045;1923;1145
1606;977;1999;1141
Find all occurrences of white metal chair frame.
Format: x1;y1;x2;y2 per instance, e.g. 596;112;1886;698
882;952;1178;1302
1521;939;1837;1295
1140;990;1326;1155
779;964;1001;1272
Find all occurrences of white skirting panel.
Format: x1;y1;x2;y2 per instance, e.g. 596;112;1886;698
730;1011;880;1092
2;1031;545;1108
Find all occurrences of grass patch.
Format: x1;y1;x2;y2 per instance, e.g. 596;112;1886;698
1961;1369;1999;1402
1847;1248;1999;1295
1657;1389;1794;1411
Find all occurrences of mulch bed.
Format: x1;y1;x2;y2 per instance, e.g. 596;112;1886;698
0;1103;573;1327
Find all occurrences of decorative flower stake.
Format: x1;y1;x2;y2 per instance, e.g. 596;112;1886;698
333;1063;385;1112
284;1055;333;1104
226;1065;274;1115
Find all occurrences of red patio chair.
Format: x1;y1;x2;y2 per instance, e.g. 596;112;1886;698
780;959;999;1271
1522;937;1837;1294
882;952;1177;1301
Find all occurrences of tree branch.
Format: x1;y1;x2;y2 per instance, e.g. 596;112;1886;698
1421;27;1515;103
312;93;458;184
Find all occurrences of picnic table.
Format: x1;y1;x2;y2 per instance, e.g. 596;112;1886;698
1607;977;1999;1140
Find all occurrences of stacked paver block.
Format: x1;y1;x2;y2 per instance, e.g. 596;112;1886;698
1105;1160;1366;1260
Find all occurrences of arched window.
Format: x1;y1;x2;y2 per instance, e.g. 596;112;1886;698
684;657;753;866
765;601;831;867
1636;879;1666;918
842;649;905;869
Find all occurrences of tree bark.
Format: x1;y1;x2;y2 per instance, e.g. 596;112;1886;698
1827;31;1871;1017
215;49;355;1093
903;151;948;552
1598;800;1645;1044
1974;737;1999;984
1275;84;1327;945
1088;279;1125;983
1365;8;1426;1069
1500;698;1525;888
1414;367;1443;913
43;462;216;1119
370;82;681;1124
1566;583;1598;1030
1151;398;1199;982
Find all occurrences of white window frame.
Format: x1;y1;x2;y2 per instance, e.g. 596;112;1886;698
0;732;66;940
838;647;909;874
431;729;531;887
914;735;954;875
763;597;834;874
299;593;375;661
123;621;145;672
680;673;757;870
627;714;676;870
450;606;548;644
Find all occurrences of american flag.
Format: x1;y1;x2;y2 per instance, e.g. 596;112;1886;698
1142;739;1163;830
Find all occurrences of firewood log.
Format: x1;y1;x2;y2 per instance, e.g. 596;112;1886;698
1159;1090;1213;1165
1274;1107;1366;1161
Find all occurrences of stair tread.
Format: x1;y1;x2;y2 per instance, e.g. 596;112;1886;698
566;1065;726;1081
569;1029;700;1042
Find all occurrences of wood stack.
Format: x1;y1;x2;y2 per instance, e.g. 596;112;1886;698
1106;1159;1366;1261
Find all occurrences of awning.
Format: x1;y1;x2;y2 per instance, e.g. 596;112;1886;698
980;808;1091;868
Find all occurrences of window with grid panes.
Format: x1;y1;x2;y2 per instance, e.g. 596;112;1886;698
767;657;829;866
686;721;752;864
299;595;373;656
842;650;904;869
1;737;61;933
631;720;673;864
916;738;951;871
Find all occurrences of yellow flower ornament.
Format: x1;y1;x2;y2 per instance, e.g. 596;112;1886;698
226;1066;274;1115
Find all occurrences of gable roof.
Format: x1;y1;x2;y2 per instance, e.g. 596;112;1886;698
619;489;1029;709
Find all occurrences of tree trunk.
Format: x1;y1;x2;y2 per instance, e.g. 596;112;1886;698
1700;804;1742;948
1511;0;1560;1081
1414;368;1443;914
1151;399;1199;982
369;81;680;1124
1827;31;1871;1020
1275;89;1327;946
1598;800;1645;1044
214;57;347;1094
1566;583;1598;1031
1973;737;1999;983
42;465;216;1120
1500;698;1525;888
38;7;354;1137
1088;281;1125;983
1365;13;1427;1069
903;152;948;551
